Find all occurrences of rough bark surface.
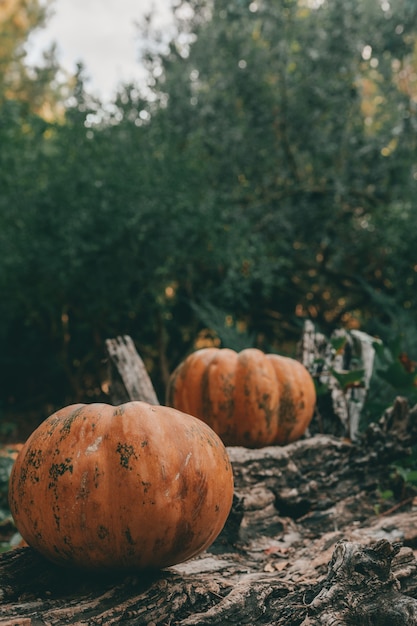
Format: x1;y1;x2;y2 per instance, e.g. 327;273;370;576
297;319;379;440
105;335;159;405
2;341;417;624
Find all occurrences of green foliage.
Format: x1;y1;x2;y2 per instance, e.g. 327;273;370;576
329;368;366;393
394;462;417;489
0;459;13;510
364;335;417;422
140;0;417;336
191;302;256;350
386;445;417;507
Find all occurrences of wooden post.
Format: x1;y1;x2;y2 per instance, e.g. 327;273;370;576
105;335;160;405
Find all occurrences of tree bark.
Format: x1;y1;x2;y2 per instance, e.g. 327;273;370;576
297;319;379;440
105;335;159;405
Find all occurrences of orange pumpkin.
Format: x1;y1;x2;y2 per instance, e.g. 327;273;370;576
167;347;316;448
8;401;234;571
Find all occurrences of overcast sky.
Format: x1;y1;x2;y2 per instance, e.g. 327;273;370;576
26;0;172;101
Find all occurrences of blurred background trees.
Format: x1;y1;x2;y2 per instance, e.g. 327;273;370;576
1;0;416;434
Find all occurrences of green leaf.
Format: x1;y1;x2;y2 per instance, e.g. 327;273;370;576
394;466;417;486
376;362;416;390
329;368;365;391
315;382;330;396
379;489;394;500
330;336;347;353
372;340;388;361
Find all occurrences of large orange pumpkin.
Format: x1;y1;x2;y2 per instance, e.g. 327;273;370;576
8;401;234;571
167;347;316;448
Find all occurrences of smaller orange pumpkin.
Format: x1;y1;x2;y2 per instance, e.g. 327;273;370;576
9;402;234;571
167;347;316;448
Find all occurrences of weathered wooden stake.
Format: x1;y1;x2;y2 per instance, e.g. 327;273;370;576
105;335;160;405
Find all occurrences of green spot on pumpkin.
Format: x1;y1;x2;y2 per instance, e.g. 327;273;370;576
125;527;135;545
259;392;274;430
49;459;73;481
116;443;137;469
26;449;43;470
59;407;84;440
142;480;151;493
98;525;109;540
278;382;297;442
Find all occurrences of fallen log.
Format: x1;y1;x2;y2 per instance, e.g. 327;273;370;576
301;539;417;626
